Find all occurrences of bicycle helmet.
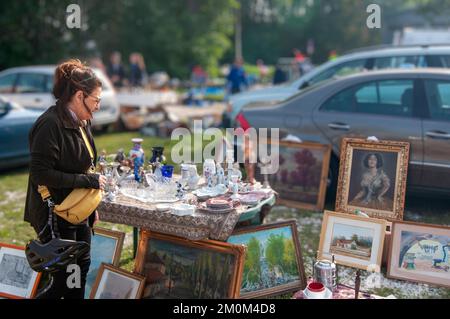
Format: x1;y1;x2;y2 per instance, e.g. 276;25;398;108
25;238;90;273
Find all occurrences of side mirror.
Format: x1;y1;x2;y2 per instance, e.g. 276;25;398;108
0;102;13;117
299;81;309;90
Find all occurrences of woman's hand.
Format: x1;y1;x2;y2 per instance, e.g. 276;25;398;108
98;175;107;190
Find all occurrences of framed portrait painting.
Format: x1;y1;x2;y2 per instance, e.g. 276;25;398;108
227;220;307;298
336;138;410;220
0;243;41;299
318;211;386;271
90;263;146;299
387;221;450;288
256;140;331;211
134;230;246;299
85;227;125;298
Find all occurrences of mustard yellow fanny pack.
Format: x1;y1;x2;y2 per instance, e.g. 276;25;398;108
37;126;103;224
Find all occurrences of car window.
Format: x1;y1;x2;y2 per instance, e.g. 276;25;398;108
308;59;367;86
0;73;17;93
44;75;53;93
424;79;450;121
321;79;414;117
426;55;450;68
373;56;422;69
15;73;46;93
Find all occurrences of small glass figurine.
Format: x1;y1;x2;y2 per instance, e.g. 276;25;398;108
258;156;272;189
216;163;225;185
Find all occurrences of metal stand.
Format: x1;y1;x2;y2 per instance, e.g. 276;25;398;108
354;269;361;299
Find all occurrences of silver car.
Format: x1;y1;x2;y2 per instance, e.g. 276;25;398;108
239;69;450;194
0;65;120;130
228;44;450;125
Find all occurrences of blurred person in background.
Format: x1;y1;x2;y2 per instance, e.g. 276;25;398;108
226;58;248;95
273;63;287;85
88;57;107;75
107;51;126;88
256;59;269;83
191;64;208;87
129;52;148;88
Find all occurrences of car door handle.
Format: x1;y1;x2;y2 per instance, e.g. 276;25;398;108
328;122;350;131
426;130;450;139
34;98;41;103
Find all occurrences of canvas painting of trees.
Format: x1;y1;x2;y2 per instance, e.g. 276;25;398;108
261;142;331;211
227;221;306;298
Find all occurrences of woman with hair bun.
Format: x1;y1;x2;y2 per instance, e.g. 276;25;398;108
24;59;107;299
349;153;392;211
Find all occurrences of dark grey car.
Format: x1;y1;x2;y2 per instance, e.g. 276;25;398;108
239;69;450;194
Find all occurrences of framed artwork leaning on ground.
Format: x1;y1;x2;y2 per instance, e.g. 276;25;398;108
134;230;246;299
84;227;125;298
318;211;386;271
335;138;410;221
227;220;307;298
387;221;450;288
256;140;331;211
90;263;146;299
0;243;41;299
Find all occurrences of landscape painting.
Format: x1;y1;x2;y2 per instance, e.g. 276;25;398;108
318;211;386;271
330;223;374;260
84;228;125;298
262;141;331;211
388;221;450;288
135;231;245;299
227;220;306;298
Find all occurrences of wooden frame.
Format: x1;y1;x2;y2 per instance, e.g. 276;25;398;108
336;138;410;221
135;230;246;299
92;227;125;266
0;243;41;299
318;210;386;271
259;140;331;211
85;227;126;298
90;263;146;299
387;221;450;288
228;220;307;298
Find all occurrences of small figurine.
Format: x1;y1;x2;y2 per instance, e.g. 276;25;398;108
216;163;225;185
98;149;107;164
175;181;185;200
114;148;126;165
258;156;272;189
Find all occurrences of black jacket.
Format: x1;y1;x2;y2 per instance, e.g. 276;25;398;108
24;105;100;232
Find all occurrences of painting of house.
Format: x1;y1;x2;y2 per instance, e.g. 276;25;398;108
330;223;374;260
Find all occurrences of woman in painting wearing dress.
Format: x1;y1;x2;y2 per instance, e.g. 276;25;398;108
349;153;393;211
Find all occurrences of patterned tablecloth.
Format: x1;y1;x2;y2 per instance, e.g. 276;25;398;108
98;192;276;241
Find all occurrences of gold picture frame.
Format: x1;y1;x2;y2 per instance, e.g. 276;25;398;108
135;230;246;299
318;210;386;271
335;138;410;221
85;227;126;298
387;221;450;288
90;263;146;299
228;220;307;298
257;140;331;211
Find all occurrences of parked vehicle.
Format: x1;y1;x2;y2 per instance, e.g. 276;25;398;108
0;65;120;131
0;97;40;170
238;69;450;194
227;45;450;126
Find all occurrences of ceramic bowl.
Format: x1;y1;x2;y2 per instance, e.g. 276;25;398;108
171;203;196;216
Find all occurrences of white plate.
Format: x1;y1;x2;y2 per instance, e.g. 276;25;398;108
302;287;332;299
